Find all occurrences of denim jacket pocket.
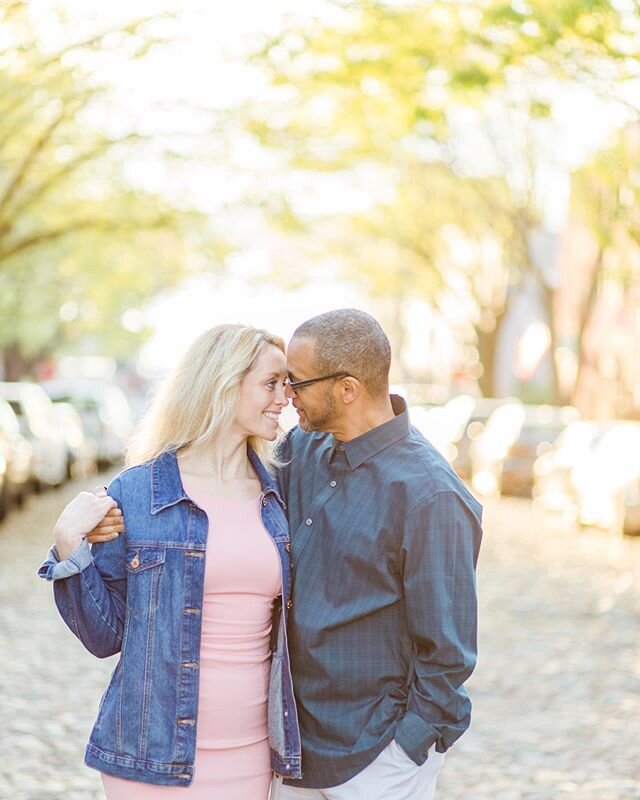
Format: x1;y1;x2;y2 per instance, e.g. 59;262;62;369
125;546;166;615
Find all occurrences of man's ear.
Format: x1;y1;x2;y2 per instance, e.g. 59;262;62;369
339;377;361;405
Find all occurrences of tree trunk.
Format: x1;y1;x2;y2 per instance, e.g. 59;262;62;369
476;305;507;397
572;248;604;406
1;343;39;381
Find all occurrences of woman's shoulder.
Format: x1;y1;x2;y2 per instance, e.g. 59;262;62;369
107;458;155;496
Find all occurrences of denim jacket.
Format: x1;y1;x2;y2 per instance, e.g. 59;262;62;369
38;448;302;786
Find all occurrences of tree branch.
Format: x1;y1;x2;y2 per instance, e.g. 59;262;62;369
0;210;176;264
0;133;140;226
0;111;67;214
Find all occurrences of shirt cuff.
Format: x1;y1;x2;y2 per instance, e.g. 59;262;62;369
37;540;93;581
394;710;439;765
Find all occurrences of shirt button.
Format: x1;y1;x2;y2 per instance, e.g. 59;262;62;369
305;518;312;526
329;480;337;487
262;497;268;507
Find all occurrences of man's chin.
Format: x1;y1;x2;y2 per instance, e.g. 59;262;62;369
296;411;313;432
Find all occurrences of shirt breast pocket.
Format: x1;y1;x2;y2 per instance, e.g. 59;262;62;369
125;546;166;615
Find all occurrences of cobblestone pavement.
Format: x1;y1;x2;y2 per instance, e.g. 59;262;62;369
1;477;639;799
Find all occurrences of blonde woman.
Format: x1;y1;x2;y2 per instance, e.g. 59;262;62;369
39;324;302;799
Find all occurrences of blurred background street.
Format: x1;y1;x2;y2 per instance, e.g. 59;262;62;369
1;0;640;797
1;476;639;799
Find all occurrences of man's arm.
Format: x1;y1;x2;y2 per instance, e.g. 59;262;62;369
395;490;482;765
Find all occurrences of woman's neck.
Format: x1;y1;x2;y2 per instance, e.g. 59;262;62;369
178;432;253;483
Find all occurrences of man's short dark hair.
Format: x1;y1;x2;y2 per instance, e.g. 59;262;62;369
292;308;391;398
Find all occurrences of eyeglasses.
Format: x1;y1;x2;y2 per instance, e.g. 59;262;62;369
286;372;352;393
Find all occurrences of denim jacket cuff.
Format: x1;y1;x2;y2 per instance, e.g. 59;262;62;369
394;710;438;766
37;540;93;581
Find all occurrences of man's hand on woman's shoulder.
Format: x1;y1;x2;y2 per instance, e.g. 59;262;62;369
54;489;123;559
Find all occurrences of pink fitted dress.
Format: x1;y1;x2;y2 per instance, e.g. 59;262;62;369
102;490;282;800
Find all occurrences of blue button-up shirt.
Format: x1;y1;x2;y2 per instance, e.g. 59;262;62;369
278;395;482;788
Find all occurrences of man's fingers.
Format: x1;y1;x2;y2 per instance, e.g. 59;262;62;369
91;521;124;534
86;532;120;543
91;516;124;532
103;507;122;519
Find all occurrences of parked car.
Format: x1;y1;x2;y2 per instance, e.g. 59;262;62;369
533;421;611;514
41;378;133;466
622;477;640;536
0;382;68;489
409;395;476;462
0;398;33;518
451;397;514;480
471;402;579;497
572;422;640;531
52;402;98;479
500;405;581;497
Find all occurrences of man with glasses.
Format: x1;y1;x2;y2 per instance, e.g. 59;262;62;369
270;308;482;800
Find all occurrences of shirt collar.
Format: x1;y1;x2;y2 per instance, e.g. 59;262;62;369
331;394;409;471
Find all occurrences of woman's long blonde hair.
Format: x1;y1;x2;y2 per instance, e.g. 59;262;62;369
126;324;286;469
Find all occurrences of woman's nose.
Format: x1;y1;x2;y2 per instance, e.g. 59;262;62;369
276;384;290;406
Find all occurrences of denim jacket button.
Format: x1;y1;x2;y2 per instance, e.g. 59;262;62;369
130;555;140;568
286;599;293;610
285;543;291;552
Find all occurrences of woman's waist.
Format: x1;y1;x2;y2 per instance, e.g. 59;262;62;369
199;631;273;664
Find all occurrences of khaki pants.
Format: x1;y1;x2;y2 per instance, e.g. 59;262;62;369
271;741;445;800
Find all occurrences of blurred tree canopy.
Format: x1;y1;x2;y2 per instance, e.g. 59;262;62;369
568;122;640;406
242;0;640;396
0;1;213;378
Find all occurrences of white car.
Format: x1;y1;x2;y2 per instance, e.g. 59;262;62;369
572;422;640;531
0;382;68;488
52;402;98;479
41;378;133;466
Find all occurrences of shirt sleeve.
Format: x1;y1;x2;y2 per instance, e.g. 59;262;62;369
38;539;94;581
394;490;482;765
38;476;128;659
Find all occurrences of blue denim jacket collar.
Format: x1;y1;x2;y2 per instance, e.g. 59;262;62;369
150;447;286;515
